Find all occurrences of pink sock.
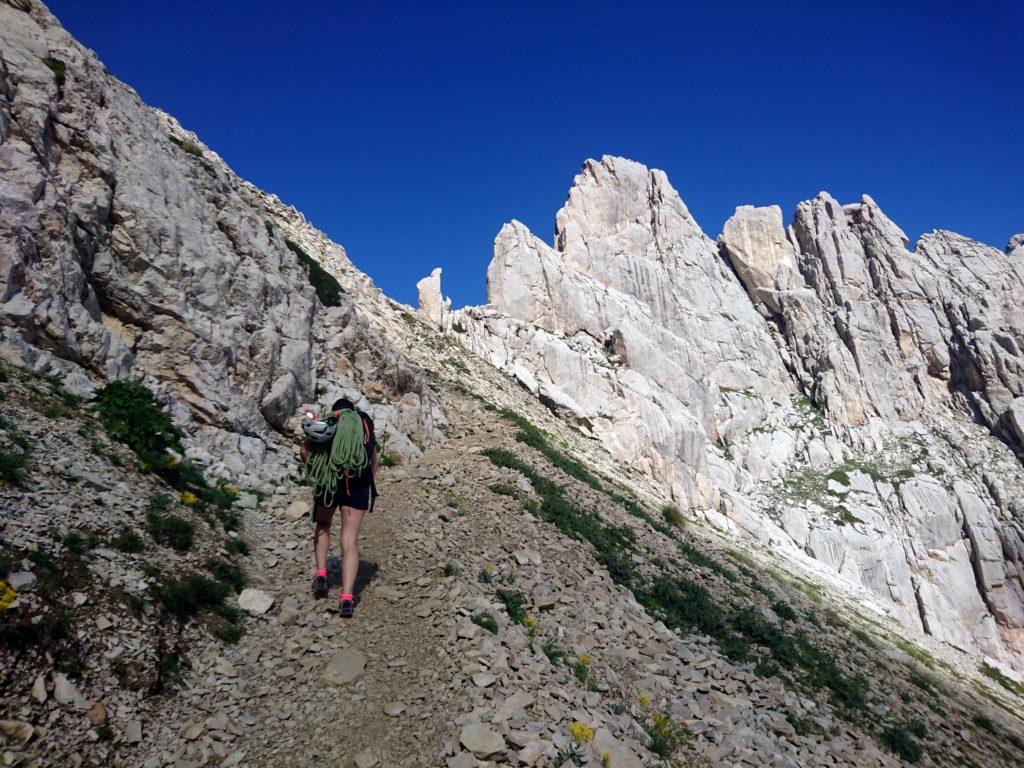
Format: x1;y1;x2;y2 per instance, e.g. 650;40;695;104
316;569;327;578
340;593;353;601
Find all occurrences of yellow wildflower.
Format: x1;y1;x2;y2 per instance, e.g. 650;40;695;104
568;721;594;743
0;580;17;611
522;615;538;630
178;490;198;505
601;751;612;768
637;693;650;707
577;653;591;666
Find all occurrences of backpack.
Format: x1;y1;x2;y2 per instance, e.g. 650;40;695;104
304;407;375;504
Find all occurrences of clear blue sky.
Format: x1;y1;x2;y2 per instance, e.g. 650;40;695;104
48;1;1023;308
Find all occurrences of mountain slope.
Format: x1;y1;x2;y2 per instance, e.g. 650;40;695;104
438;155;1024;678
2;2;1023;767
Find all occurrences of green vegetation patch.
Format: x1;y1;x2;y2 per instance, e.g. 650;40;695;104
95;380;184;469
481;447;636;584
146;509;195;551
285;237;342;307
879;721;925;762
96;382;240;524
980;662;1024;698
470;612;498;634
42;56;65;86
495;588;528;624
158;573;228;620
481;444;872;716
168;135;204;156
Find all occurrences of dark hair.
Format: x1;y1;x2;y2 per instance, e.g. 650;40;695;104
332;398;355;412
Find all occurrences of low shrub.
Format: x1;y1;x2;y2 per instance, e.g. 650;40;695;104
470;612;498;634
169;135;203;156
772;599;798;622
205;558;246;592
496;588;528;624
880;723;923;762
540;638;566;665
661;504;684;528
95;380;184;469
0;449;27;485
225;538;249;556
146;510;195;551
159;574;228;620
643;711;689;758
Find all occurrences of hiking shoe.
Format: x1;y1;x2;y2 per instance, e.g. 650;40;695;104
312;575;328;599
338;598;354;618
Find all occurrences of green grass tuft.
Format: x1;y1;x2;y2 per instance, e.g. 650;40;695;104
470;612;498;634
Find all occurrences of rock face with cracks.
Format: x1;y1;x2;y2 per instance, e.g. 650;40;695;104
434;156;1024;673
0;0;443;488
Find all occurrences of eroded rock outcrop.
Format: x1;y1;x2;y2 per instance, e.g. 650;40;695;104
445;157;1024;672
0;1;441;483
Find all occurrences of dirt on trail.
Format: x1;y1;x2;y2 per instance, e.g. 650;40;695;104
184;458;463;767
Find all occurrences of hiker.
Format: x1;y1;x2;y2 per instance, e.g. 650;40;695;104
300;398;378;617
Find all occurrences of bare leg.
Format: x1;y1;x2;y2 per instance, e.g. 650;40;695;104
339;505;366;597
314;503;336;573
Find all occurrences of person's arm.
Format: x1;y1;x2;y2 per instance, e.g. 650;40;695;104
299;439;309;463
370;445;379;478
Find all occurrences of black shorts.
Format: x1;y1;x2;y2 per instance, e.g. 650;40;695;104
313;475;372;511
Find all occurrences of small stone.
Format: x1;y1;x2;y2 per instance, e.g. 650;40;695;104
283;499;309;521
236;493;258;509
87;702;106;726
0;721;33;745
181;721;204;740
125;720;142;744
591;727;643;768
279;596;300;626
30;676;46;704
353;748;379;768
534;595;558;611
459;724;505;758
472;672;496;688
6;572;36;592
383;702;405;717
446;753;479;768
319;649;367;687
52;673;84;708
96;616;112;630
238;588;274;616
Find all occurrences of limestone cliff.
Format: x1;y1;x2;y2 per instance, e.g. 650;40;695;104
0;0;442;488
434;156;1024;673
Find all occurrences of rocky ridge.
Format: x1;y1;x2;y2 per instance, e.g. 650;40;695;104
431;156;1024;675
1;1;1023;766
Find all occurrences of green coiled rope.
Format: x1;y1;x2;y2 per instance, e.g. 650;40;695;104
305;409;368;505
